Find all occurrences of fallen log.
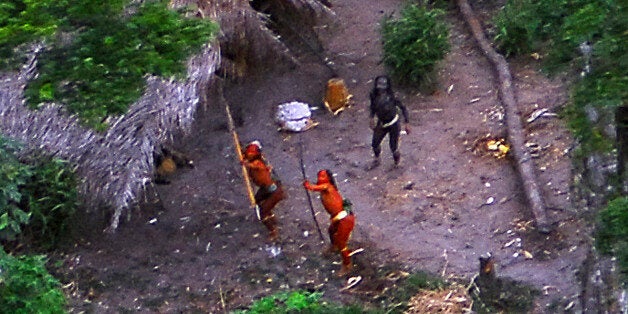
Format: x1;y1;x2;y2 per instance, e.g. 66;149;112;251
456;0;550;233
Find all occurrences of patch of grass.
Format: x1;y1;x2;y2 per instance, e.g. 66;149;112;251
233;290;368;314
2;0;218;131
389;270;446;305
236;271;458;314
376;270;448;313
381;3;449;89
596;196;628;285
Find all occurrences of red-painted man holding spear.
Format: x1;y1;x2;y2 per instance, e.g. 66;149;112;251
241;141;285;242
304;169;356;276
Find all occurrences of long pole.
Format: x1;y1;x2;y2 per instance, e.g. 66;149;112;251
225;103;257;209
298;137;325;241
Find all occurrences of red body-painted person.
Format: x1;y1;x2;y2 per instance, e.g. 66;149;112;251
241;141;285;242
303;169;355;276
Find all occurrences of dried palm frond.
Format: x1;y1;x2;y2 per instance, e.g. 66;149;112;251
405;284;473;314
0;40;220;232
1;0;334;232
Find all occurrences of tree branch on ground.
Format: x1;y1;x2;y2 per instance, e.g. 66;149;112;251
456;0;550;233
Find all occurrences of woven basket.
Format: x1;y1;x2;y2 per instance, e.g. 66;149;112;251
324;78;352;115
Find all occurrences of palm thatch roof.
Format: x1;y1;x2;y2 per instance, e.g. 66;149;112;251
0;0;333;232
1;42;219;232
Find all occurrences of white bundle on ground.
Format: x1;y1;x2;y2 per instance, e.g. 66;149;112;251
275;101;318;132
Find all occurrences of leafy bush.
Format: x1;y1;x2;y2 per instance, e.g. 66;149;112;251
0;135;79;247
0;0;67;69
0;247;66;313
2;0;218;131
22;156;78;249
596;196;628;283
493;0;622;77
493;0;537;57
381;3;449;88
492;0;585;57
0;137;32;241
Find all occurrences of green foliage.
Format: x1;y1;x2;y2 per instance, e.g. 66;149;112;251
561;1;626;155
0;135;79;247
381;3;450;87
0;246;66;313
493;0;614;59
493;0;541;56
0;137;32;241
493;0;623;77
494;0;626;155
234;290;368;314
596;196;628;284
22;156;78;249
404;271;446;290
237;271;449;314
2;0;218;131
234;290;322;313
0;0;67;69
562;70;623;155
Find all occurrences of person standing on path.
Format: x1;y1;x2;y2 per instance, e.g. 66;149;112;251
368;75;410;169
303;169;356;276
241;141;285;242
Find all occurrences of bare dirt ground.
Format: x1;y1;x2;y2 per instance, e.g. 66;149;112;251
55;1;592;313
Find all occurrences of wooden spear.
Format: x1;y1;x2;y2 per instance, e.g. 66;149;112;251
298;137;325;241
225;103;257;211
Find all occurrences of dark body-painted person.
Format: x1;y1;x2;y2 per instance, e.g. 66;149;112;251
368;75;410;168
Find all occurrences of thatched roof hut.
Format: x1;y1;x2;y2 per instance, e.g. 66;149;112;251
0;0;333;232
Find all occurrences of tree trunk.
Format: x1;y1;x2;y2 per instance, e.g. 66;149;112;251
456;0;550;233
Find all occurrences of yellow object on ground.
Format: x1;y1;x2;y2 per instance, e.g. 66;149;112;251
157;157;177;176
324;78;352;115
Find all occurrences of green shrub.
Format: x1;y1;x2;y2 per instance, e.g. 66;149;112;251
0;137;32;241
596;196;628;284
2;0;218;131
0;247;66;313
0;0;68;69
0;135;79;247
545;0;616;73
381;3;449;88
22;156;78;249
493;0;541;57
493;0;619;70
